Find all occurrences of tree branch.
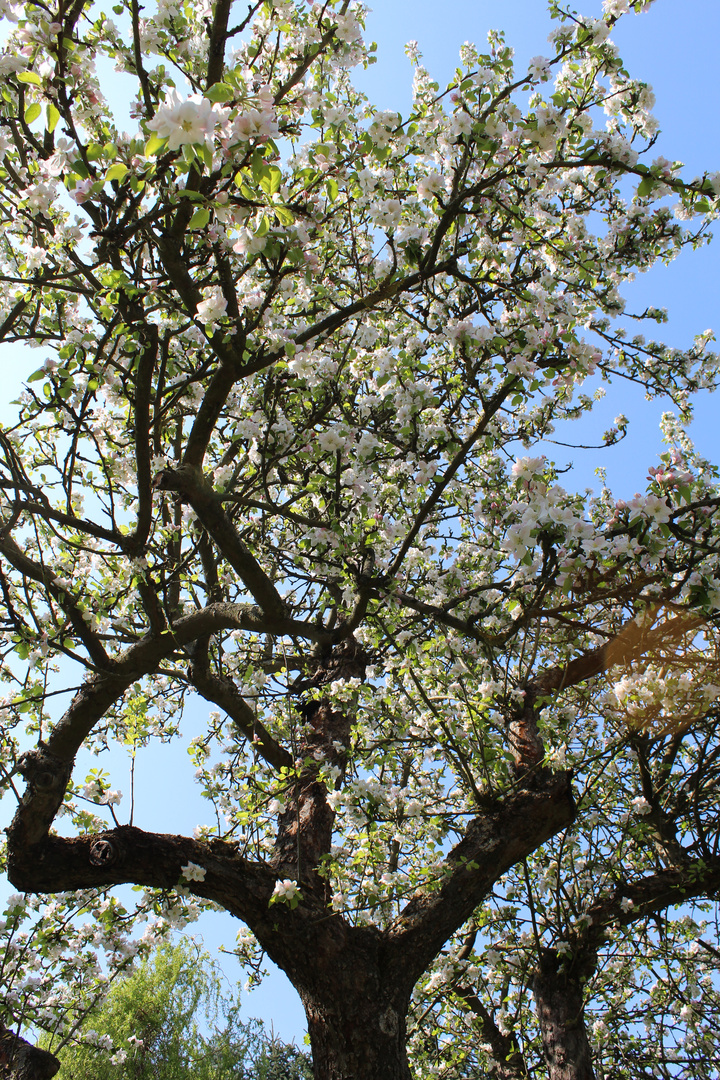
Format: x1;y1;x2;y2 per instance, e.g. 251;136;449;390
153;465;287;618
385;773;575;985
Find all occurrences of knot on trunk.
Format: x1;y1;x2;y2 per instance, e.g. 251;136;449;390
17;745;71;797
89;836;120;867
379;1006;399;1036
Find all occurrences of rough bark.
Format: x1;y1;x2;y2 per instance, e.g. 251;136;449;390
0;1023;59;1080
302;986;413;1080
532;948;596;1080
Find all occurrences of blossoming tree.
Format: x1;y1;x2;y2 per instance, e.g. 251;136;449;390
1;0;720;1077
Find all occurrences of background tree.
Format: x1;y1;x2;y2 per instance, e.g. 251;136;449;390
0;0;719;1078
45;940;312;1080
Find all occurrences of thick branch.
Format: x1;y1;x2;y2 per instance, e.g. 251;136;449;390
452;987;527;1080
0;1023;60;1080
128;322;158;550
385;773;575;985
530;612;705;697
188;649;293;771
532;947;596;1080
6;825;275;924
205;0;232;89
153;465;286;617
586;859;720;941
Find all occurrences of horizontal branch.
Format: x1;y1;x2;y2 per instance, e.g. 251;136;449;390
530;611;705;697
7;824;277;926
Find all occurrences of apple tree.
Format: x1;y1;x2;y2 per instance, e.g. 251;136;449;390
0;0;719;1077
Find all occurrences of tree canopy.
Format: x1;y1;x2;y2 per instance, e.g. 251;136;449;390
0;0;719;1078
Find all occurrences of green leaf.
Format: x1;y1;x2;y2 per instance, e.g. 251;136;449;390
326;177;339;202
145;132;168;157
46;102;61;133
187;206;210;231
105;162;128;183
259;164;282;196
637;176;655;199
273;204;294;226
251;149;268;185
204;82;234;103
17;71;42;86
24;102;41;125
255;214;270;237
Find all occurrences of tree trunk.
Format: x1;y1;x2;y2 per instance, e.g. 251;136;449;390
0;1023;60;1080
301;988;412;1080
532;948;595;1080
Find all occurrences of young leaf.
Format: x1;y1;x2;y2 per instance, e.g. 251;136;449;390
105;163;128;183
187;207;211;231
24;102;42;125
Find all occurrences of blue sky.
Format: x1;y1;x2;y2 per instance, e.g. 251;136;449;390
1;0;718;1048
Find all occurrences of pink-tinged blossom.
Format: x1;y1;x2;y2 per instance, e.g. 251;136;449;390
511;456;546;481
527;56;551;81
416;171;444;200
146;91;228;150
196;286;227;328
335;13;362;43
230;108;278;144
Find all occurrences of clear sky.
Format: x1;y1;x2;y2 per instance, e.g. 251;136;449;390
1;0;718;1050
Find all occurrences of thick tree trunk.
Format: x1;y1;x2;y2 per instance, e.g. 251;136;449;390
301;989;412;1080
532;948;595;1080
0;1023;60;1080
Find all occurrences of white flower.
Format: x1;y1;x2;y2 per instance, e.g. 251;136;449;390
528;56;551;81
25;246;48;269
318;428;346;453
417;172;444;200
196;286;227;328
631;796;652;816
335;14;362;43
405;40;421;63
181;862;207;882
620;897;634;912
231;108;278;143
146;91;227;150
511;455;546;481
272;878;299;902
